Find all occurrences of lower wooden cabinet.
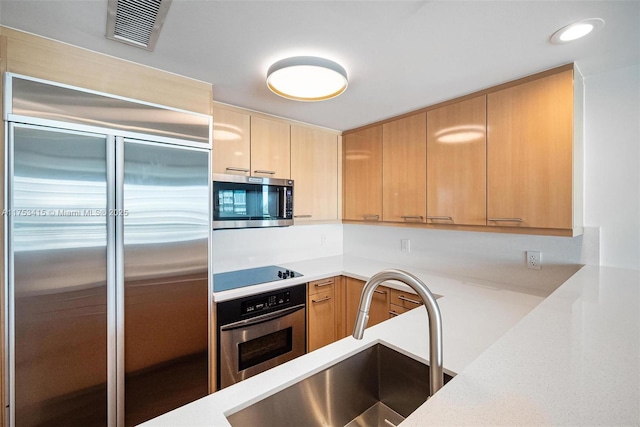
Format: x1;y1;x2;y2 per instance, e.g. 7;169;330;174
307;278;337;352
307;276;425;352
344;277;390;333
389;288;423;317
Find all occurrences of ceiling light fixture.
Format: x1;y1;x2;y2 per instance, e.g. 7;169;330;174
266;56;348;101
550;18;604;44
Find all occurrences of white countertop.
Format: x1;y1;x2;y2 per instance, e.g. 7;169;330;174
143;257;639;426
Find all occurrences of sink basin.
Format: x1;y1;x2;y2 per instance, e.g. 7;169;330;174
226;343;453;427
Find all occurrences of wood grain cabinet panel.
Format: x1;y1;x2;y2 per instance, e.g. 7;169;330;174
343;126;383;221
250;116;291;179
382;113;427;223
307;278;337;352
487;69;575;231
427;96;486;226
344;278;389;332
212;107;251;175
291;126;339;222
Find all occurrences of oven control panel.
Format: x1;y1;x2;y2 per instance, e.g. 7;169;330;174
242;290;291;315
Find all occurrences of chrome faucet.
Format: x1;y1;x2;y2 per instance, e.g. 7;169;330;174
352;269;444;397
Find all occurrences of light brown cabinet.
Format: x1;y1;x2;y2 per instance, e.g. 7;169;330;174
382;113;427;223
389;288;423;318
250;116;291;179
342;64;582;236
343;126;383;222
307;278;337;352
487;68;579;233
344;277;389;333
427;96;487;226
291;126;340;222
212;107;251;175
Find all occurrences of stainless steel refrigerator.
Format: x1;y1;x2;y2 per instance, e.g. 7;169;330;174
5;75;211;426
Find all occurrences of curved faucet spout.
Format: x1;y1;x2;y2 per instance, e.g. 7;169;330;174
351;269;444;397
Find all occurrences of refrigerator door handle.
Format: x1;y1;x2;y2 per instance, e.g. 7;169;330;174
115;136;125;427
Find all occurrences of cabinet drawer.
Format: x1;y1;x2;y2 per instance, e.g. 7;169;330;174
390;289;423;309
389;303;414;317
308;278;335;296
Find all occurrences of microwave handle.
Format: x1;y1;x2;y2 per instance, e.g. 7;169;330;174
279;187;286;218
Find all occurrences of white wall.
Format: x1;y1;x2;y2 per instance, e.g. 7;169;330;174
343;225;598;296
583;64;640;270
211;223;343;273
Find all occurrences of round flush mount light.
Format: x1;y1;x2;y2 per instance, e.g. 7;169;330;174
550;18;604;44
266;56;348;101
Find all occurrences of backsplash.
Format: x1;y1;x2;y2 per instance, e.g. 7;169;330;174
343;225;600;296
211;223;343;273
212;222;599;296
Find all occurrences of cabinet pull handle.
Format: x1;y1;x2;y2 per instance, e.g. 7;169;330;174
488;218;523;223
312;296;332;304
397;295;422;305
225;167;250;173
294;215;313;218
374;289;387;295
314;280;333;288
401;215;424;222
427;216;453;221
254;170;276;175
389;310;401;317
363;214;380;221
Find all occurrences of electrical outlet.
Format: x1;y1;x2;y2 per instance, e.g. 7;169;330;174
527;251;541;270
320;233;327;246
401;238;411;253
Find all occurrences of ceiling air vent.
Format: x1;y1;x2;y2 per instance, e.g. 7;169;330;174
106;0;172;51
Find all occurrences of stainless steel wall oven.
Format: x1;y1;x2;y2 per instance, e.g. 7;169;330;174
216;284;306;389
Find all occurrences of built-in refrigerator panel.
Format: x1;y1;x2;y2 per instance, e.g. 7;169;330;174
5;73;212;427
121;140;209;425
9;124;111;426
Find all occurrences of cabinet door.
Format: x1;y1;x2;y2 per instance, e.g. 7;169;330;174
487;69;574;230
382;113;427;223
291;126;339;221
343;126;383;221
212;107;251;175
250;116;290;178
427;96;486;225
344;278;389;333
307;282;336;352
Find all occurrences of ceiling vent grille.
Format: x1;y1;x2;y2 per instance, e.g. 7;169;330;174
106;0;172;51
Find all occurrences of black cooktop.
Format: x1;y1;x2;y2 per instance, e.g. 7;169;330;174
213;265;303;292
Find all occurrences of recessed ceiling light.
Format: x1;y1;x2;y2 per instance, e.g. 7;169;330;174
266;56;348;102
550;18;604;44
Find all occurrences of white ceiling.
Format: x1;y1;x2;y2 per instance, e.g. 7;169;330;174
0;1;638;131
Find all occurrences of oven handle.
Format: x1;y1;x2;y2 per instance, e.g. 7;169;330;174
220;304;306;331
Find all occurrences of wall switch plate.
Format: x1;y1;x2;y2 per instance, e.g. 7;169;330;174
527;251;541;270
320;233;327;246
401;238;411;253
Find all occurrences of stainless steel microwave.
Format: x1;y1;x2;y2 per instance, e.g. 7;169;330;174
212;174;294;229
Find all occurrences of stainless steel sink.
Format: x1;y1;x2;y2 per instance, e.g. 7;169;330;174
226;343;453;427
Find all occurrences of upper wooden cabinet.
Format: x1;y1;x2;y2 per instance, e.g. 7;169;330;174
343;126;383;221
342;64;582;236
382;113;427;223
250;116;291;179
291;126;340;222
212;107;251;175
427;96;487;226
487;68;581;233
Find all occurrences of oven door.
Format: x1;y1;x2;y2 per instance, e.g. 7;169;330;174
219;304;306;389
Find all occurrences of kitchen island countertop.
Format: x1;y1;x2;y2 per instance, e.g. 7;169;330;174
142;257;639;426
